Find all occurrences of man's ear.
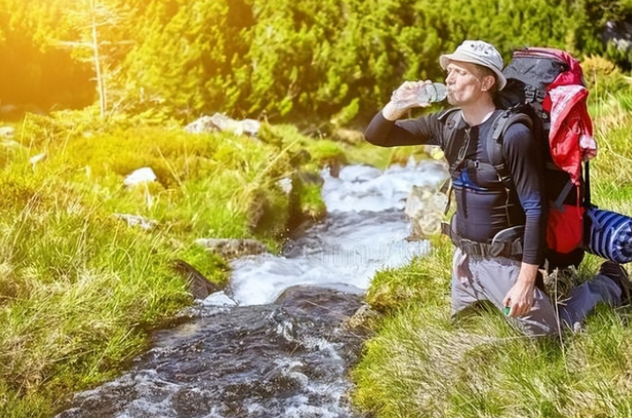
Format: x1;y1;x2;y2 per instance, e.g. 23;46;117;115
481;75;495;92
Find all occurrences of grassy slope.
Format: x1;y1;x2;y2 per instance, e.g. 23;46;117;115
0;112;349;417
352;60;632;417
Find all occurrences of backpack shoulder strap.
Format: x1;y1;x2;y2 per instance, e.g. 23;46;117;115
437;108;462;211
486;109;534;190
438;107;462;153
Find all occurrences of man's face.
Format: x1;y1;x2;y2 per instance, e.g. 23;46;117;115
444;61;490;107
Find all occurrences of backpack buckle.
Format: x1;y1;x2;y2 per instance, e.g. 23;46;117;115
459;239;486;257
489;241;506;257
524;86;536;103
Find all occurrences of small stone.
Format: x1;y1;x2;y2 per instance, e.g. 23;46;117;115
113;213;158;231
342;303;380;330
123;167;157;187
0;126;15;137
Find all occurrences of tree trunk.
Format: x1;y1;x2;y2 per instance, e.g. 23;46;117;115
91;0;106;118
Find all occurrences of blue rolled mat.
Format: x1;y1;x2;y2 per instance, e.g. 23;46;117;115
585;207;632;264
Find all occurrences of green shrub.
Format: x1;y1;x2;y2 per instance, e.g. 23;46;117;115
583;55;632;105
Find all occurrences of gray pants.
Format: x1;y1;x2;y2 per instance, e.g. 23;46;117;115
451;248;622;337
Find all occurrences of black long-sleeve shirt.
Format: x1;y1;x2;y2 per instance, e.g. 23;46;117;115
364;110;547;265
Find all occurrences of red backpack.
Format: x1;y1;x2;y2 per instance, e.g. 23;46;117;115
493;47;595;269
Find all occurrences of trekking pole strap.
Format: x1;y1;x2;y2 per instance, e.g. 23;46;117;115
585;160;591;207
554;179;575;210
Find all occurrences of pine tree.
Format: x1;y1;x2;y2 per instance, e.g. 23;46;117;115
57;0;130;118
118;0;252;120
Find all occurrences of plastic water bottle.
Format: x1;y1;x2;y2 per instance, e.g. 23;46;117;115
415;82;447;105
391;82;447;110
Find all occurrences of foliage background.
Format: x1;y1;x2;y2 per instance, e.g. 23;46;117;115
1;0;632;125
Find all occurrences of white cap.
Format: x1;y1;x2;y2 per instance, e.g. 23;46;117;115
439;40;506;90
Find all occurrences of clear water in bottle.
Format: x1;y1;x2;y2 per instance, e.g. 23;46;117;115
416;82;447;105
391;81;447;110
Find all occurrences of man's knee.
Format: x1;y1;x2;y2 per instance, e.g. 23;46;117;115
513;307;562;337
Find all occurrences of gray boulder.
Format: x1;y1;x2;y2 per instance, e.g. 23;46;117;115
185;113;260;136
404;184;447;240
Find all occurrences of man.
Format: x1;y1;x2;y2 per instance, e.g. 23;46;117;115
364;40;630;337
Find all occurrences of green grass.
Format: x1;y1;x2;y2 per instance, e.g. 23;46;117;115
0;167;194;415
352;68;632;417
354;253;632;417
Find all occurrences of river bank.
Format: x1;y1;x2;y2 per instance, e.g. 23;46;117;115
52;161;447;417
3;58;632;418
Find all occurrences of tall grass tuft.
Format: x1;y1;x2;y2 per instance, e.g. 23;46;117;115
0;171;191;415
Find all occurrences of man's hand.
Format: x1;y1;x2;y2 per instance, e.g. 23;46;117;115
382;80;432;121
503;263;539;317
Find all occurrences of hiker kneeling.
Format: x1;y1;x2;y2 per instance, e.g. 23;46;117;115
364;40;631;337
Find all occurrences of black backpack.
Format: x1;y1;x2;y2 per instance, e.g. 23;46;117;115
443;47;592;270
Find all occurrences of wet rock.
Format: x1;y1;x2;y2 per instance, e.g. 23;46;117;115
342;303;380;330
274;285;364;324
326;160;341;178
201;291;238;307
270;307;297;342
194;238;267;259
170;259;220;300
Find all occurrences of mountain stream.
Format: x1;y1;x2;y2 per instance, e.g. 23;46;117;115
57;160;447;418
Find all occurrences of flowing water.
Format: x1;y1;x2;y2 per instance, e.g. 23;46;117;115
56;160;448;418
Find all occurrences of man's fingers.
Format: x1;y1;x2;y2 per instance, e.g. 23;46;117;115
400;80;430;91
402;81;415;90
508;300;533;317
509;304;523;317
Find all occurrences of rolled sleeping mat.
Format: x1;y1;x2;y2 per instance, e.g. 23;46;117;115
585;207;632;264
